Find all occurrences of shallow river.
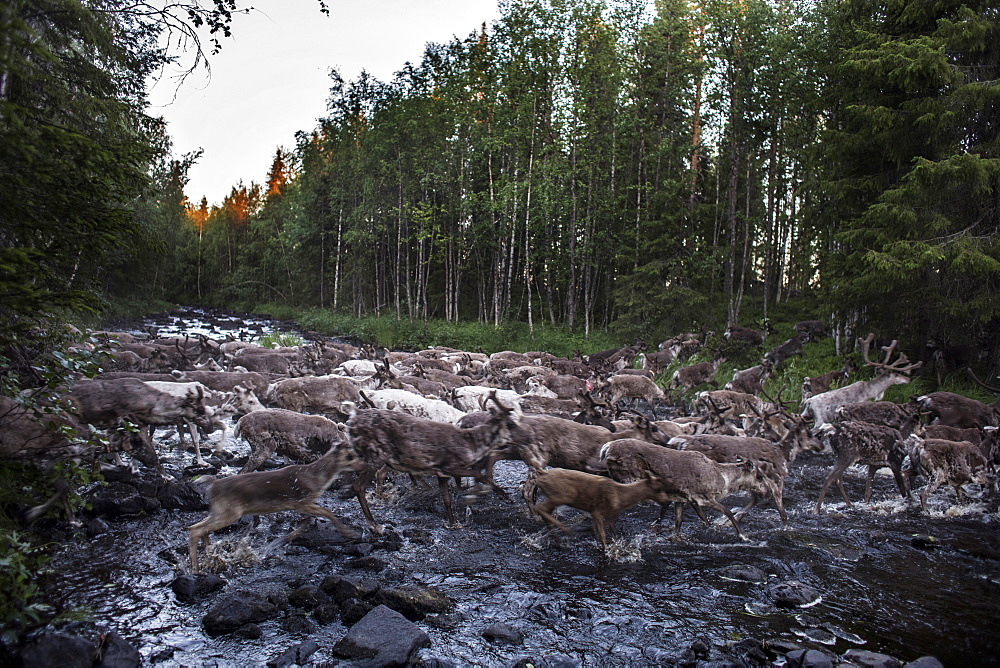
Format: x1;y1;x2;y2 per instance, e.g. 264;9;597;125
37;309;1000;666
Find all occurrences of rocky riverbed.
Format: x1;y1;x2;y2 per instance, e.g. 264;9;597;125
10;309;1000;667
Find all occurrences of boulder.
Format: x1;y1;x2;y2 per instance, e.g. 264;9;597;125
202;590;278;637
482;622;525;645
171;574;226;603
333;604;430;665
288;585;331;610
96;631;140;668
374;586;453;621
843;649;902;668
15;632;96;668
266;640;319;668
320;574;378;604
767;581;821;608
786;648;834;668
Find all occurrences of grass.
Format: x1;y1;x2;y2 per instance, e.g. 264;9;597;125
247;304;621;357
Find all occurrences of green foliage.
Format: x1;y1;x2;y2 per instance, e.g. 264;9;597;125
0;530;54;642
257;332;303;349
258;304;620;357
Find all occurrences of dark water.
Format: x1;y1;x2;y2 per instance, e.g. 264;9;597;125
35;310;1000;666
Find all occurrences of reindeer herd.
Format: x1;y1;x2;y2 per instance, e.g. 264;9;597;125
3;322;999;575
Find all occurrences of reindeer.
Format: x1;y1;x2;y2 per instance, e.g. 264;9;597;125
724;326;765;347
799;334;922;433
346;393;531;532
916;371;1000;429
188;441;362;573
801;359;856;400
600;439;761;539
670;358;725;399
814;420;914;512
725;361;772;396
526;467;668;548
235;408;349;474
764;333;810;370
904;435;991;513
591;374;666;416
674;422;822;524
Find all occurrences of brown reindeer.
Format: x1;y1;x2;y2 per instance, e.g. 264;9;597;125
188;442;362;573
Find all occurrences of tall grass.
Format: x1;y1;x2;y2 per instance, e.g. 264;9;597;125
250;304;621;357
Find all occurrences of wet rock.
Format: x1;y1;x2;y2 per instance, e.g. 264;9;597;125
267;589;290;610
289;522;355;552
266;639;319;668
731;638;768;665
375;585;453;621
333;604;430;664
903;658;944;668
202;590;278;636
482;622;525;645
689;636;712;660
348;555;387;571
786;648;834;668
171;574;225;603
15;632;97;668
536;654;583;667
910;535;941;550
763;638;804;657
374;530;404;551
342;542;374;557
720;564;769;583
842;649;902;668
88;481;150;516
280;613;316;635
96;630;140;668
233;623;263;639
320;574;378;603
403;528;435;545
424;612;464;629
341;597;375;626
313;602;341;625
85;517;110;536
288;585;331;610
767;581;821;608
148;647;175;663
418;658;459;668
155;479;208;510
791;626;837;645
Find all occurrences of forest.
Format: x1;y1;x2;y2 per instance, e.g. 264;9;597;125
1;0;999;372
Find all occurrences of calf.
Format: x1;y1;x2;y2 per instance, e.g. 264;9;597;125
814;421;911;512
601;439;759;539
346;396;531;532
801;360;855;400
904;435;990;513
188;442;361;573
235;408;348;474
527;467;667;548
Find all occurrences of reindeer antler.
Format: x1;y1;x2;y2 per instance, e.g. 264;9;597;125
860;333;923;375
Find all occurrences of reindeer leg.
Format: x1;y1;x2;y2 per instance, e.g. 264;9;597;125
706;499;747;540
673;502;685;537
189;420;206;467
532;499;570;536
864;465;878;503
816;460;853;512
593;511;609;549
351;467;384;534
239;442;275;475
438;476;460;529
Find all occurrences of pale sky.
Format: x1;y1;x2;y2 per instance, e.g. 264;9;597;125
146;0;502;206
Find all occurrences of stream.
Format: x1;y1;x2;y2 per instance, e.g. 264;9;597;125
29;309;1000;666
